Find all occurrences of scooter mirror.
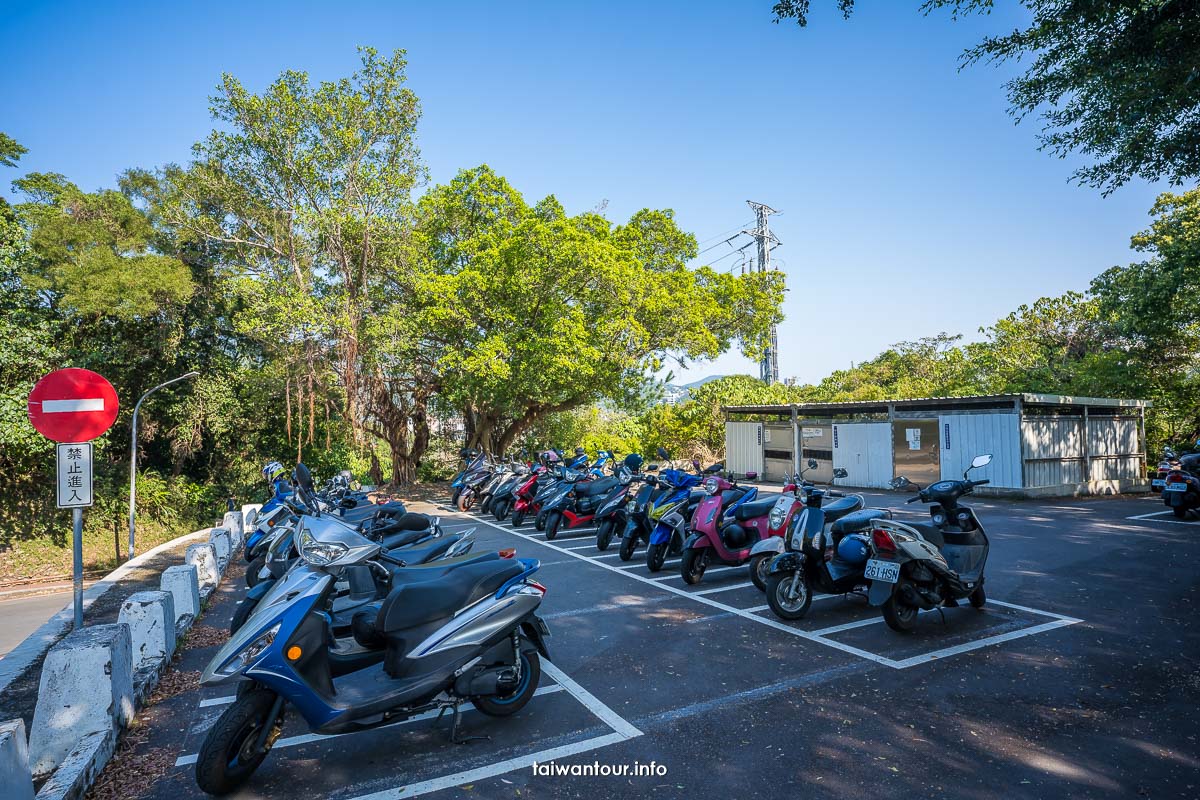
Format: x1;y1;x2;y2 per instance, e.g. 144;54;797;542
647;464;659;472
656;446;670;460
807;458;818;470
970;454;993;470
833;468;848;479
294;462;315;492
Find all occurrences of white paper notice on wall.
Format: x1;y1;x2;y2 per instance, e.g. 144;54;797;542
905;428;921;451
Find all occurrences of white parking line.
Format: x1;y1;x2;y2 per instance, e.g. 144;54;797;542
652;565;741;581
590;552;626;560
177;685;568;765
462;514;1083;670
1126;509;1198;525
690;581;754;596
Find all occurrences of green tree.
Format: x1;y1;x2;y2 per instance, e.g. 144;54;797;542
774;1;1200;194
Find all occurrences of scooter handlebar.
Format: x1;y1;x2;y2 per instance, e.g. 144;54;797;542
906;495;922;503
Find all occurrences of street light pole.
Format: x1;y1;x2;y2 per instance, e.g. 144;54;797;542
128;371;200;559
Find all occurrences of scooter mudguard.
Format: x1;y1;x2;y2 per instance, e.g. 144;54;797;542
649;521;673;546
748;536;784;558
684;532;711;551
767;551;804;575
868;579;893;606
520;617;552;660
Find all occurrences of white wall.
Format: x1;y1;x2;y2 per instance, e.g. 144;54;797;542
725;422;764;477
939;413;1022;488
831;423;893;488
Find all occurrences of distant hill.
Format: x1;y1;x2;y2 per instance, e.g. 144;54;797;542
662;374;726;403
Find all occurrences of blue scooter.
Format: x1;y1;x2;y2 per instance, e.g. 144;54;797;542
644;448;705;572
195;464;551;795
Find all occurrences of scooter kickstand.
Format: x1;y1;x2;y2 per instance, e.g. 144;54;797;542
444;701;489;745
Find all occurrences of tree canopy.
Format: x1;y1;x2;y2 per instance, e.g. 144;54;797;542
773;1;1200;194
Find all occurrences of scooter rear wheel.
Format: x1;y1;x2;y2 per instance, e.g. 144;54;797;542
1173;505;1189;519
195;687;282;795
969;584;986;609
471;651;541;717
596;520;614;551
680;547;707;584
766;570;812;620
882;592;919;632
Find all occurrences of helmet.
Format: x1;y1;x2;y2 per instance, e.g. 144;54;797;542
837;533;871;566
262;461;286;482
624;453;644;471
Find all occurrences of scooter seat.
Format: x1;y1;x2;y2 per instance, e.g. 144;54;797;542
734;497;777;521
576;477;619;496
719;488;748;506
822;496;864;523
373;559;524;637
831;509;889;536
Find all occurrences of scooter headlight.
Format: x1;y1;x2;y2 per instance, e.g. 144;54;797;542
298;528;349;566
214;623;280;678
769;503;787;530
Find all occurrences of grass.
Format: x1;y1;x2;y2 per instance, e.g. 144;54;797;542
0;514;215;586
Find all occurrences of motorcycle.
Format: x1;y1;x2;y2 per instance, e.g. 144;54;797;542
541;462;624;541
449;449;483;507
864;454;994;632
678;469;760;585
745;466;865;592
510;452;562;528
594;454;646;550
762;478;889;620
1163;451;1200;518
617;465;664;561
195;464;551;795
643;449;708;572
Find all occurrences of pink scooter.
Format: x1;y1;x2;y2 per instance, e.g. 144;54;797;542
680;471;764;586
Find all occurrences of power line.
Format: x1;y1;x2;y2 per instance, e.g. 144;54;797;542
696;220;754;247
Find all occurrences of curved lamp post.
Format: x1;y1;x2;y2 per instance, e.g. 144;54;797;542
128;371;200;559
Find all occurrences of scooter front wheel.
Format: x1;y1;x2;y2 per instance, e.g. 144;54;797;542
596;520;614;551
471;651;541;717
457;491;475;512
229;597;257;634
618;533;637;561
544;511;563;541
766;570;812;620
511;509;527;528
494;498;511;522
195;687;283;795
646;542;667;572
535;510;548;531
969;584;986;609
680;547;707;584
749;554;770;592
245;556;265;588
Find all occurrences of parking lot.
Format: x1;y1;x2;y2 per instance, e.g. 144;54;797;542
130;491;1199;800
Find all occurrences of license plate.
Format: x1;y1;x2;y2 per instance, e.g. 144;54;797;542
1166;482;1187;492
865;559;899;583
1151;479;1165;488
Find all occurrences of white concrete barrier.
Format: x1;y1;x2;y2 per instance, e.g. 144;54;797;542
222;511;244;550
160;564;200;628
241;503;261;531
0;720;33;800
208;528;232;573
185;543;219;600
117;591;175;673
27;624;133;778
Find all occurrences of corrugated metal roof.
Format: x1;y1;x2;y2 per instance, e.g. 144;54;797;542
722;393;1152;415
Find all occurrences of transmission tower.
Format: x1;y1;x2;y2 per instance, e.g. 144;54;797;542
743;201;781;384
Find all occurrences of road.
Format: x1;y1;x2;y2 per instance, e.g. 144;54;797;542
99;492;1200;800
0;590;71;658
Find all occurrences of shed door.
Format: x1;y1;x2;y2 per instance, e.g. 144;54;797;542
892;419;940;487
724;422;764;478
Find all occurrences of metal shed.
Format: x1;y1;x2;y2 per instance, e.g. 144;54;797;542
722;393;1151;497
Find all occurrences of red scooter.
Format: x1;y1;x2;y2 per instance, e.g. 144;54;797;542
679;470;763;585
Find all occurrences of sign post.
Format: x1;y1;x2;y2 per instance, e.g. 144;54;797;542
28;369;119;630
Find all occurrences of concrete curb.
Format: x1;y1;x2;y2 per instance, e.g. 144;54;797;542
0;529;209;696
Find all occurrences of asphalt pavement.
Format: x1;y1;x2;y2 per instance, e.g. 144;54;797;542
104;491;1199;800
0;590;71;658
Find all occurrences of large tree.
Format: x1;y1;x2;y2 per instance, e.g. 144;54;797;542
773;1;1200;194
416;166;786;455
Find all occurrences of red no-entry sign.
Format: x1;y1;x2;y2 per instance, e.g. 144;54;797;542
28;368;120;443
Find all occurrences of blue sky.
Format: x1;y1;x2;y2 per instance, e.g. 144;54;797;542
1;0;1168;385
